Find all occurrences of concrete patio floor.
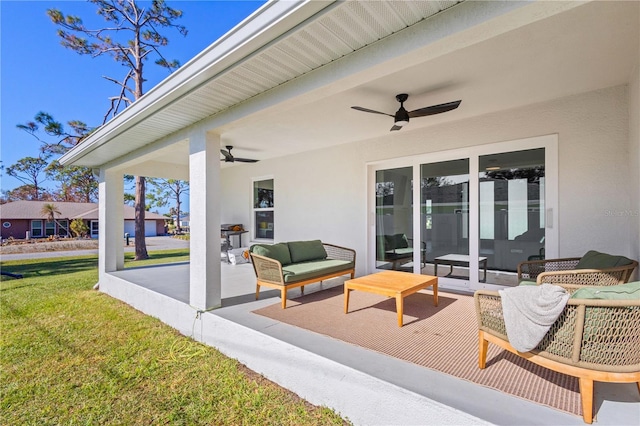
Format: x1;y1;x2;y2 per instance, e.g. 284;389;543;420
109;262;640;426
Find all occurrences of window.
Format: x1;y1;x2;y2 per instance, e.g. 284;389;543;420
58;220;70;237
253;178;274;240
31;220;43;238
91;221;99;238
45;220;56;237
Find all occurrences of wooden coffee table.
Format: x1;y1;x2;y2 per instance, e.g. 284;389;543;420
344;270;438;327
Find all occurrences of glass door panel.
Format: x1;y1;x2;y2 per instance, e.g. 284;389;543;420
420;159;470;281
479;148;545;286
375;167;413;271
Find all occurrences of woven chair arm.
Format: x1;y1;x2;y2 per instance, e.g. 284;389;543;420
474;290;507;337
517;257;581;280
250;253;285;285
323;243;356;263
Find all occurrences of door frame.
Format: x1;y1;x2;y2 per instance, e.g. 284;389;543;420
367;134;558;292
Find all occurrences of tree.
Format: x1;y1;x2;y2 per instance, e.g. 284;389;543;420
5;156;51;200
40;203;63;237
18;112;98;203
48;0;187;260
150;179;189;233
17;112;89;155
2;185;53;203
46;161;98;203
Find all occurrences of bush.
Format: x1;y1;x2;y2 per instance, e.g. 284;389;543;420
70;219;89;238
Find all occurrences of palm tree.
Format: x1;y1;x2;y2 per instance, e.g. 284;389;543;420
41;203;62;237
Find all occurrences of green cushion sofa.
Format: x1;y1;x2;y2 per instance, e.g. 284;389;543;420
249;240;356;309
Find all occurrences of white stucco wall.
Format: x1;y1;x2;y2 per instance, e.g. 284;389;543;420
220;85;636;272
629;62;640;277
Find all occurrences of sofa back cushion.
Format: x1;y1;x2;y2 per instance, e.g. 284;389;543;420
250;242;292;265
288;240;327;263
571;281;640;300
575;250;634;269
384;233;409;250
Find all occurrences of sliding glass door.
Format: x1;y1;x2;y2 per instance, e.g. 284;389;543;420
479;148;546;286
420;159;470;282
375;167;413;270
370;136;557;290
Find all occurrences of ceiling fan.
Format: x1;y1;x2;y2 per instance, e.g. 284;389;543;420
351;93;461;131
220;145;259;163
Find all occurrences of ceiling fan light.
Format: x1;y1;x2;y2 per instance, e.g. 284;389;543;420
395;107;409;127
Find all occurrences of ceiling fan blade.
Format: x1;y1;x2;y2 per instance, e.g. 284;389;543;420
408;100;461;118
220;149;233;161
390;125;403;131
351;106;393;117
234;158;259;163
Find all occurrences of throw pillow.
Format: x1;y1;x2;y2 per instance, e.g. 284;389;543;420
575;250;634;269
288;240;327;263
250;243;292;265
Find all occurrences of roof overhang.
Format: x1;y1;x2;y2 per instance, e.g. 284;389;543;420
60;0;640;170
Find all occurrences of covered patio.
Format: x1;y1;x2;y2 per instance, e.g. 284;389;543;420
108;262;639;425
59;0;639;424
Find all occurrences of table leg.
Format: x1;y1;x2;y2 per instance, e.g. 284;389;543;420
344;286;351;314
432;281;438;307
481;259;487;282
434;261;438;277
395;295;404;327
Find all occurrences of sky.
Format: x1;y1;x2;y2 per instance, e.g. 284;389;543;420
0;0;265;211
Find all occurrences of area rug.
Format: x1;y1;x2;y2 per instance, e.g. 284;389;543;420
252;285;581;416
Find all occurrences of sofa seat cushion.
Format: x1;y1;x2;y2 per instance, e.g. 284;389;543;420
282;259;353;284
576;250;634;269
288;240;327;263
571;281;640;300
251;242;292;265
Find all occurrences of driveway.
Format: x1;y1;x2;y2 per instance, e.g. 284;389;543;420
0;236;190;261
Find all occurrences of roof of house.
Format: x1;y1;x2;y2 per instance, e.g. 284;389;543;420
0;200;166;221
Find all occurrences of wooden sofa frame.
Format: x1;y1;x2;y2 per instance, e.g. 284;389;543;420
250;243;356;309
475;290;640;424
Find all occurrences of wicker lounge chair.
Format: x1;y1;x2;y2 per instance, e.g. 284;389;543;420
517;250;637;287
475;281;640;424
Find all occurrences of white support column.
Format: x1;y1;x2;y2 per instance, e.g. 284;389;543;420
189;129;222;310
99;167;124;278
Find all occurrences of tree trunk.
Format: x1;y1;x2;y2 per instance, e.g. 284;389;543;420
175;186;182;234
134;175;149;260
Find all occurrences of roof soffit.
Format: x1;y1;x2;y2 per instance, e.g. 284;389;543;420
60;0;463;167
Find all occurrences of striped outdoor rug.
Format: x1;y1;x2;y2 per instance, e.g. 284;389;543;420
252;285;580;416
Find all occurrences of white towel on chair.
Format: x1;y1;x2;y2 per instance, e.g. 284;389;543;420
499;283;570;353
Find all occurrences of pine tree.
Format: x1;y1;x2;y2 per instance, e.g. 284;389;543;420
48;0;187;260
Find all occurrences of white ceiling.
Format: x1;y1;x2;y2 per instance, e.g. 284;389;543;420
214;0;638;162
74;0;640;172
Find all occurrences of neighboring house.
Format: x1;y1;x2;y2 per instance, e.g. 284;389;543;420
0;200;166;239
176;215;189;232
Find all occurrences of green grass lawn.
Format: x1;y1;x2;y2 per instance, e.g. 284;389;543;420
1;251;348;425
